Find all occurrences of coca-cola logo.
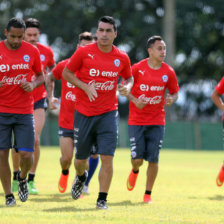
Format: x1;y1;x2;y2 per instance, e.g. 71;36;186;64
138;94;162;104
1;74;27;85
88;80;115;91
65;91;76;101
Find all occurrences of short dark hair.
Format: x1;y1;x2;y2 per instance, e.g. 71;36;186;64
98;16;117;31
7;17;26;31
78;32;94;43
147;35;163;49
25;18;40;30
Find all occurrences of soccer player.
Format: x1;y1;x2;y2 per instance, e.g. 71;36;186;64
0;17;44;206
11;18;55;195
126;35;179;203
211;77;224;187
46;32;96;194
62;16;133;209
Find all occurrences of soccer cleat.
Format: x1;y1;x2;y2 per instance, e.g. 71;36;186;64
5;195;16;206
71;171;88;200
28;181;38;195
96;200;108;209
12;180;18;192
58;173;69;193
216;165;224;187
83;185;89;194
143;194;152;203
17;172;29;202
126;169;139;191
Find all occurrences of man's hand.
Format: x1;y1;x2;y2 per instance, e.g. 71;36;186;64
0;81;3;88
165;93;178;107
48;97;60;110
118;83;131;96
20;81;34;92
84;83;98;102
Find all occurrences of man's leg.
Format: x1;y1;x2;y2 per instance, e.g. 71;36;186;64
58;137;74;193
127;158;143;191
28;108;45;194
71;158;88;199
83;154;99;194
11;149;20;192
17;150;33;202
0;149;16;206
143;162;158;203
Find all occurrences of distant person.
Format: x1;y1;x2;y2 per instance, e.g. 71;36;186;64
0;17;44;206
211;77;224;186
63;16;133;209
46;32;98;194
11;18;55;195
126;35;179;203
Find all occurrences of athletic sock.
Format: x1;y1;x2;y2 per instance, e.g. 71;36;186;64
28;173;35;182
62;169;69;175
97;192;108;202
78;172;87;182
6;193;14;199
145;190;151;195
13;170;20;181
85;156;99;186
133;169;139;174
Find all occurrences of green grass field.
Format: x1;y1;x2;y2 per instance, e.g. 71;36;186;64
0;147;224;224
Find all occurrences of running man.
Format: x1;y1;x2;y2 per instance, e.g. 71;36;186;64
211;77;224;187
0;18;44;206
126;35;179;203
11;18;55;195
63;16;133;209
46;32;96;194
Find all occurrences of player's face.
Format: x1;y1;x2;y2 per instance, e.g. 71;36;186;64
96;22;117;47
24;27;40;46
79;39;95;47
4;27;24;50
148;40;166;63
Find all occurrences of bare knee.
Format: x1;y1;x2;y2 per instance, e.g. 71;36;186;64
131;159;143;169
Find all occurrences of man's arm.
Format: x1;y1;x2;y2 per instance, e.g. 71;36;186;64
118;76;134;97
62;66;98;102
46;72;59;110
21;72;44;92
127;93;147;109
165;93;178;107
211;89;224;112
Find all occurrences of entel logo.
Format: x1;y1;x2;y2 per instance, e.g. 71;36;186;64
140;84;149;91
0;64;10;73
89;68;118;77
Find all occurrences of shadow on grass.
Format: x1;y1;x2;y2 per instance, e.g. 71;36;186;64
43;200;144;212
29;193;72;203
207;194;224;201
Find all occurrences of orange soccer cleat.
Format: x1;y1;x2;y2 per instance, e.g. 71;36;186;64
58;173;69;193
143;194;152;203
126;169;139;191
216;165;224;187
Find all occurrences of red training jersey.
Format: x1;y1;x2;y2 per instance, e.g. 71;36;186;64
52;59;76;130
128;58;179;125
0;40;42;114
66;42;132;116
32;42;55;103
215;76;224;120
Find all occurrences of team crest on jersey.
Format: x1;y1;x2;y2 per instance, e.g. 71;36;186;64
131;151;137;158
23;55;30;62
162;74;168;82
114;59;120;67
40;54;46;62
